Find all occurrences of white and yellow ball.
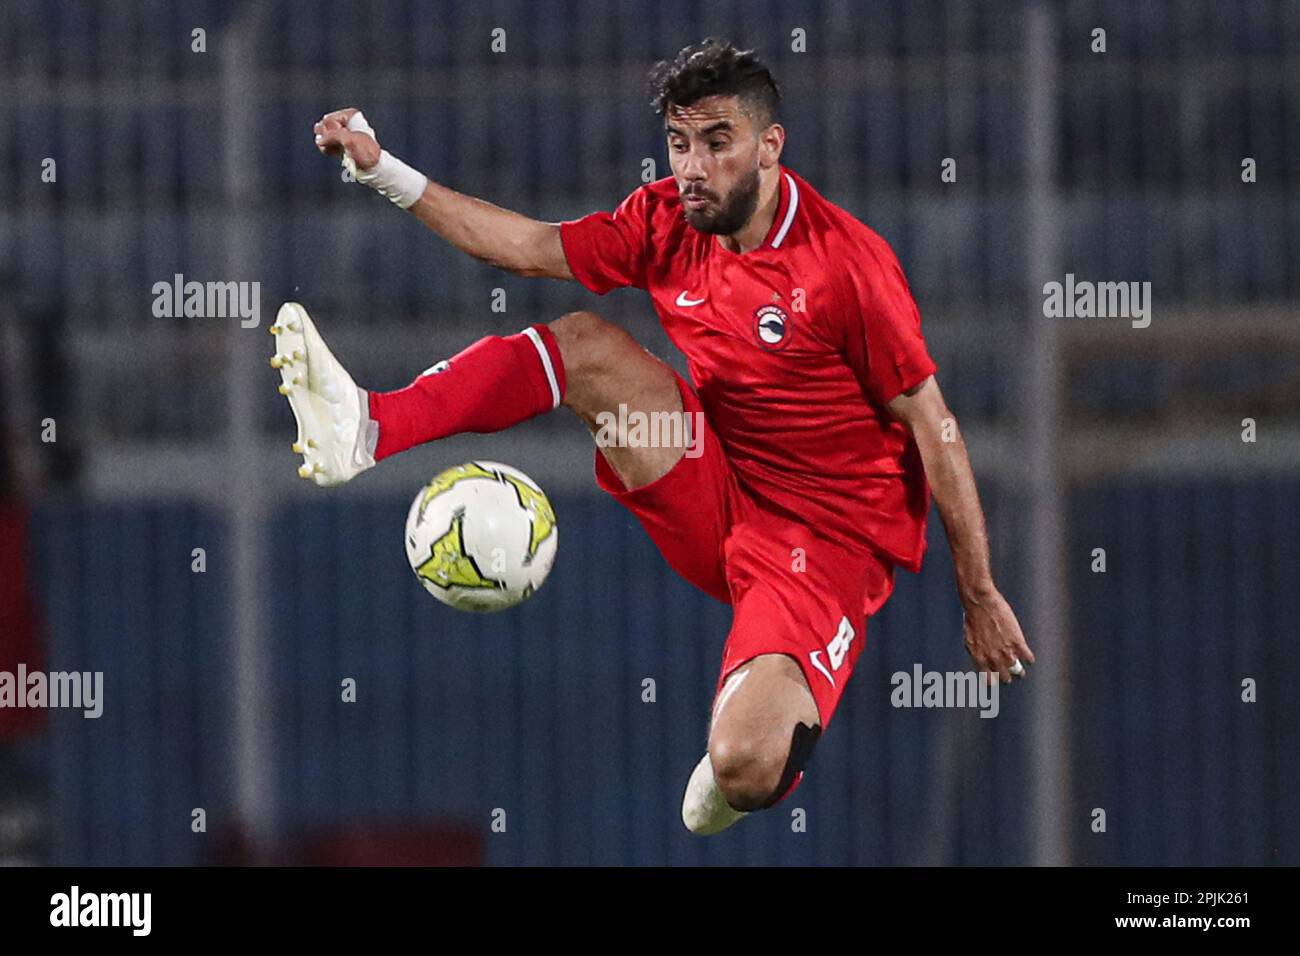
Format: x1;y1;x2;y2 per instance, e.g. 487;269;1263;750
404;461;558;612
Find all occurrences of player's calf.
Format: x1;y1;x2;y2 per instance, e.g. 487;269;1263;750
273;305;685;493
367;323;565;460
272;302;568;483
708;654;822;812
682;654;823;833
710;720;821;812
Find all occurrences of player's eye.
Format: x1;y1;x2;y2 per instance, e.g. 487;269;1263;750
709;141;727;151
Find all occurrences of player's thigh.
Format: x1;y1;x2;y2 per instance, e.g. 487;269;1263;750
549;310;685;491
552;311;733;601
716;513;893;731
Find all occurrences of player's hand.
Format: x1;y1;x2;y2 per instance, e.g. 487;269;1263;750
961;586;1034;685
313;108;381;171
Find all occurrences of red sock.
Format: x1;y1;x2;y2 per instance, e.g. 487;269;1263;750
368;324;566;461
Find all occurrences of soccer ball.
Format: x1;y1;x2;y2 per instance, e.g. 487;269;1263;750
404;461;558;612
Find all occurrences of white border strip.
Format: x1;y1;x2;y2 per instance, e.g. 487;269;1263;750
771;173;800;249
523;326;562;408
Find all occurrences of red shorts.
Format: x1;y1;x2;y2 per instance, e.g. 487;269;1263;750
594;373;897;729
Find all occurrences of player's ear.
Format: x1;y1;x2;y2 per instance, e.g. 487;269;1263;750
760;123;785;165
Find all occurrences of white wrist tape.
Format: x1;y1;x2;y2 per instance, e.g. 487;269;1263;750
342;111;428;209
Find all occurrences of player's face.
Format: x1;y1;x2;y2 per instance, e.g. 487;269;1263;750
665;96;764;236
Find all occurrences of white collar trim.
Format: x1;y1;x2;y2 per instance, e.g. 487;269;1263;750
771;173;799;249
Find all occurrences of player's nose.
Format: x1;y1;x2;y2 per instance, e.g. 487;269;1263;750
677;149;711;178
680;167;709;191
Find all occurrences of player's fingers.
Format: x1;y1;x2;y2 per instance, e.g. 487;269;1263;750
320;107;359;127
987;647;1013;683
1008;634;1034;672
314;117;344;138
1001;646;1026;679
339;131;380;169
315;125;358;156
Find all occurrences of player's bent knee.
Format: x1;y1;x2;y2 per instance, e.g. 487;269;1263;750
548;310;679;421
549;311;621;407
549;309;606;344
548;310;615;374
710;721;821;812
709;735;780;811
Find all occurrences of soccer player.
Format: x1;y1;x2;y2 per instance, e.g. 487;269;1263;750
279;38;1034;835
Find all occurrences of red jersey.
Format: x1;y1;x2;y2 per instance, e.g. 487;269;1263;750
559;166;937;572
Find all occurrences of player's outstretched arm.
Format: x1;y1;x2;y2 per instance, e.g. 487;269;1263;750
313;108;575;282
887;375;1036;684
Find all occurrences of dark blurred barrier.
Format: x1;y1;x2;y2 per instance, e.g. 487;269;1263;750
289;823;482;866
31;503;231;867
1070;481;1300;866
29;484;1298;866
5;0;1298;449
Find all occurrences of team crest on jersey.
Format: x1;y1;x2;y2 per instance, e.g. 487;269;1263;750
753;304;792;351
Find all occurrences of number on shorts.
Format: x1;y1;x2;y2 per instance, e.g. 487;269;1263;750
827;616;856;670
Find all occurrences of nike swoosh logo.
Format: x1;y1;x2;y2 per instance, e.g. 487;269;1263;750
809;651;835;688
676;291;706;307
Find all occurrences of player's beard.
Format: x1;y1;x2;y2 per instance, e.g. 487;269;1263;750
681;166;761;237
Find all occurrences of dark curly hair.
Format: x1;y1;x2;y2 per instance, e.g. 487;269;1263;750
647;38;781;128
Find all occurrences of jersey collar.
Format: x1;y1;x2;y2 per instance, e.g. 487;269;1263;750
764;166;800;250
714;165;800;256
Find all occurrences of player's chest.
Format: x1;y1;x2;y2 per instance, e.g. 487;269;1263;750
649;254;837;366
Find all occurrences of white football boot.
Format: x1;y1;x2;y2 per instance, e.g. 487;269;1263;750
270;302;377;486
681;753;749;836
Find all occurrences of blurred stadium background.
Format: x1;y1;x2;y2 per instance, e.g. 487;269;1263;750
1;0;1297;866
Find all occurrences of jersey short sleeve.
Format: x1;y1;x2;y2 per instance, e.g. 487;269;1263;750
558;185;652;295
837;240;938;407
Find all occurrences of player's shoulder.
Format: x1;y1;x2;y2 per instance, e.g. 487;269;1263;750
608;175;688;244
618;175;683;217
786;168;902;277
640;174;683;203
784;168;909;318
